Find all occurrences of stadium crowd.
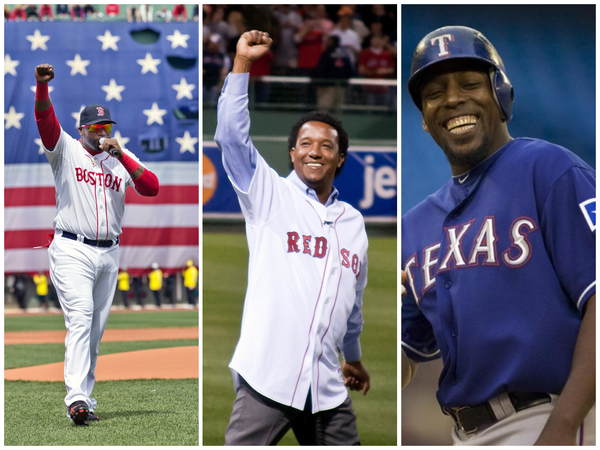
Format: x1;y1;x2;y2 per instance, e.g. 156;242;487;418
202;4;397;109
5;4;199;23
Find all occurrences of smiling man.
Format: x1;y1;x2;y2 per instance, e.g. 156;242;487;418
401;26;596;445
34;63;159;426
214;30;370;445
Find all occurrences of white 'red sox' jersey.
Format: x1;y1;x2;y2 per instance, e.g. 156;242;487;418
229;154;369;413
44;128;143;240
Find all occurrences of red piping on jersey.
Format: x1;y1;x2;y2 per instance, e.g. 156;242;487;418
291;200;346;410
315;205;346;410
290;200;331;407
99;155;111;240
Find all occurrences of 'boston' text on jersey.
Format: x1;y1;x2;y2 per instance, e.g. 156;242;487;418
75;167;123;192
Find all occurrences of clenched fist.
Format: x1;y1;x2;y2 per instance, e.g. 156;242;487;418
35;64;55;84
232;30;273;73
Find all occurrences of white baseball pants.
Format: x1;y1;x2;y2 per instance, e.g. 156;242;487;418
48;234;119;412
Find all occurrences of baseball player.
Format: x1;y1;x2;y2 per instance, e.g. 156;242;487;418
401;26;595;445
215;30;370;445
34;63;160;426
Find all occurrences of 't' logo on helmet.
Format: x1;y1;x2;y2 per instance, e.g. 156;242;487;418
431;34;454;57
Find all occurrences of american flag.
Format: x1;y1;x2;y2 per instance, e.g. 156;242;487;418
4;21;199;276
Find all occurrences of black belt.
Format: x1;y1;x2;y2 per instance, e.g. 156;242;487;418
61;231;119;248
444;392;552;435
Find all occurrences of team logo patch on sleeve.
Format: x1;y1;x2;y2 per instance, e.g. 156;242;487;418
579;199;596;232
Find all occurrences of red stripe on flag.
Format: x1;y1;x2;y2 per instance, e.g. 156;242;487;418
5;185;199;207
125;185;199;204
5;227;198;249
119;227;199;246
5;187;56;206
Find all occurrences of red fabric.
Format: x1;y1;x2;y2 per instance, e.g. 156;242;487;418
249;51;274;77
118;152;142;174
173;4;187;19
105;4;120;15
35;81;49;101
297;30;325;69
132;169;160;197
35;104;61;149
358;48;396;93
39;5;53;19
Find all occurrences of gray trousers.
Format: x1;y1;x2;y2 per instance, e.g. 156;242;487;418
225;378;360;445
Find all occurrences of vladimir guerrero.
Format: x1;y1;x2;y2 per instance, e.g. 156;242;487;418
34;63;159;426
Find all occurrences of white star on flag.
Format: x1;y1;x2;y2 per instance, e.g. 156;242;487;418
5;106;25;129
166;30;190;49
176;131;198;154
97;30;120;51
112;130;130;150
26;29;51;51
5;54;20;76
137;53;161;74
72;105;86;127
143;102;167;125
35;137;45;154
171;78;196;100
30;85;55;94
66;54;91;76
101;78;126;101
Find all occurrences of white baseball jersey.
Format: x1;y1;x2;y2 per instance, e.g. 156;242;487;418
43;125;142;413
45;127;144;240
216;72;368;413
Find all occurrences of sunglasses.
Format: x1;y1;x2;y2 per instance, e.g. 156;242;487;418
82;124;112;133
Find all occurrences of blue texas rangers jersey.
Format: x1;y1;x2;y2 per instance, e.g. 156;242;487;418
401;138;596;408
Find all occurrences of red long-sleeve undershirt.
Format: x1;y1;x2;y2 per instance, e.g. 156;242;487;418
34;82;160;197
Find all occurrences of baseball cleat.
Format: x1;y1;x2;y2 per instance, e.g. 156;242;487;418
88;411;100;421
68;401;89;426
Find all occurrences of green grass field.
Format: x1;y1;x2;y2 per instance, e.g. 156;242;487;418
5;310;199;446
203;232;397;445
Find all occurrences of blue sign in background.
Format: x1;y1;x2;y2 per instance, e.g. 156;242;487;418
203;146;397;219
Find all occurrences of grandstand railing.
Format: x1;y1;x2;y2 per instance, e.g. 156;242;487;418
204;76;397;114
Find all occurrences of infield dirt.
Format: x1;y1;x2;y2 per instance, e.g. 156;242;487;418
4;327;199;381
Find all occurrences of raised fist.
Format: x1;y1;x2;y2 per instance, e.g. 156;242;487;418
35;64;55;84
235;30;273;62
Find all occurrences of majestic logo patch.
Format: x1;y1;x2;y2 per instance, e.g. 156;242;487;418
579;199;596;232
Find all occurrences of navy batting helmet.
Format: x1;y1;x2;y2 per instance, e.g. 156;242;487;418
408;26;514;120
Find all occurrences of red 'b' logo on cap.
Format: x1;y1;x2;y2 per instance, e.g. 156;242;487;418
96;107;105;116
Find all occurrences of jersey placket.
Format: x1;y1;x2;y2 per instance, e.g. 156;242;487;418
437;181;475;390
310;209;345;412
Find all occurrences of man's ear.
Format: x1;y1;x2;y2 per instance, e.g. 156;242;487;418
422;118;429;132
290;147;295;163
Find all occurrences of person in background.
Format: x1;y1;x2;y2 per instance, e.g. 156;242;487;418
140;4;153;23
105;4;119;18
55;4;69;19
183;260;198;309
9;274;28;312
39;4;53;21
33;271;49;312
117;268;130;309
149;262;163;308
173;4;187;22
155;6;171;22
